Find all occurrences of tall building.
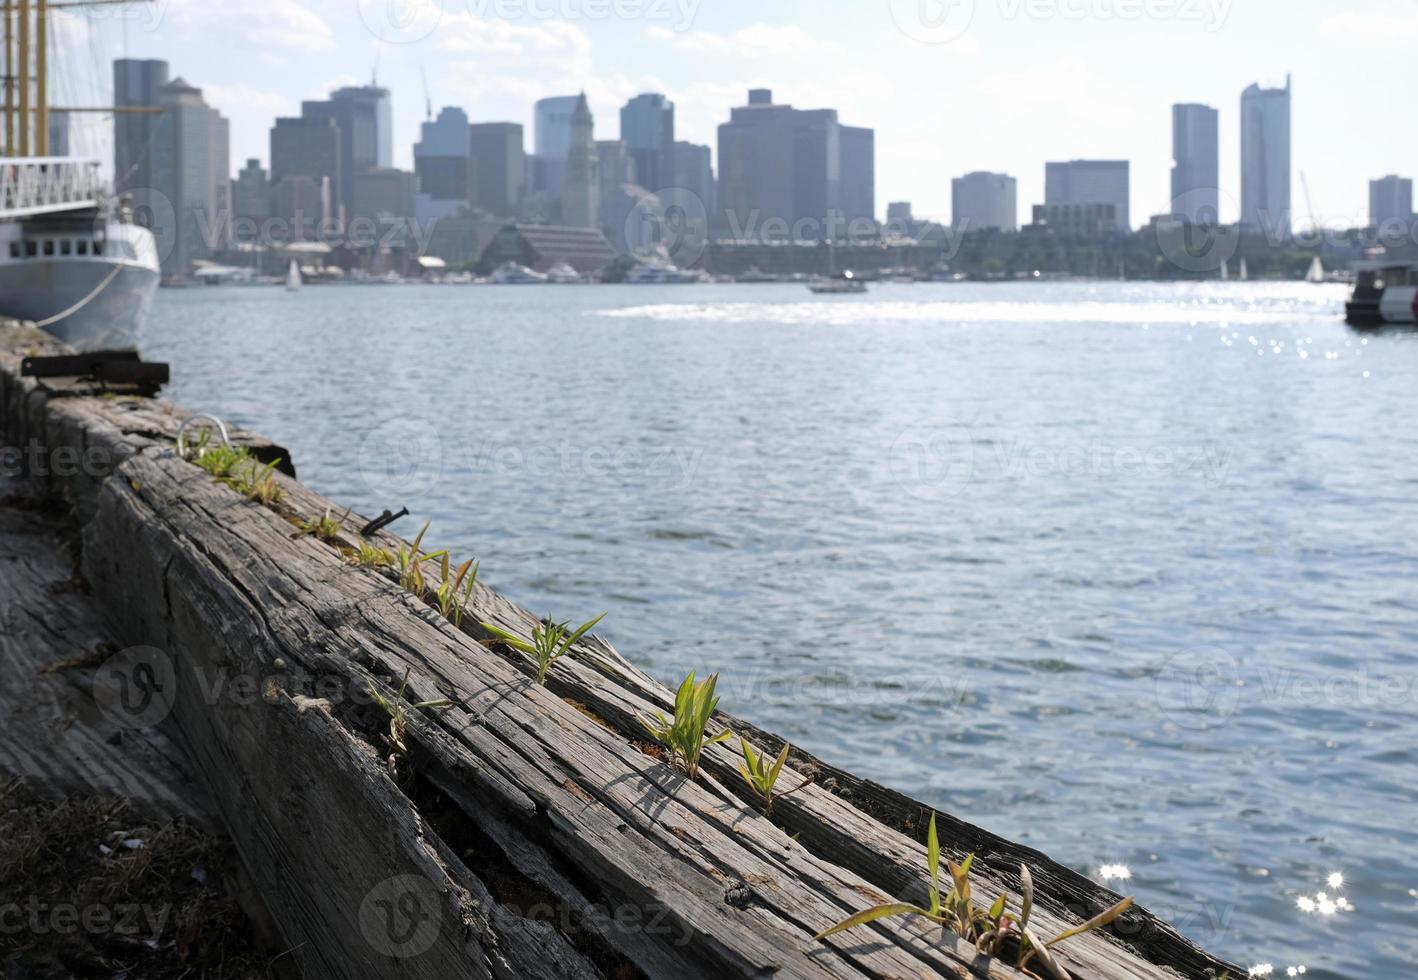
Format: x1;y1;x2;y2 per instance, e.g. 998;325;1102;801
673;141;715;215
560;94;599;229
414;107;473;222
354;168;418;221
232;158;270;226
718;89;873;240
1369;175;1413;229
596;139;636;218
270;115;340;227
839;126;875;226
886;202;913;225
300;85;392;222
529;95;580;198
952;172;1017;231
620;93;675;192
148;77;229;276
1045;160;1130;232
1240;76;1291;234
113;58;169;196
468;122;525;218
1171;103;1220;225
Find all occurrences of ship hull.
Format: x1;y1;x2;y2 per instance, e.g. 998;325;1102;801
0;259;159;349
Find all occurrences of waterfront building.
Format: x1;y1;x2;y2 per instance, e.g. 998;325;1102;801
1031;202;1119;237
596;139;637;223
300;85;392;224
353;168;418;222
271;116;340;204
1171;103;1220;224
1044;160;1129;232
113;58;169;198
1369;175;1413;229
839;125;875;226
232;158;271;226
469;122;526;219
1240;76;1291;235
148;77;230;276
621;93;675;192
717;89;873;241
528;95;580;199
886;202;913;224
952;172;1017;231
478;222;617;276
560;95;600;229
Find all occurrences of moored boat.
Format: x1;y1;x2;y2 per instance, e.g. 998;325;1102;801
807;270;868;294
1345;261;1418;326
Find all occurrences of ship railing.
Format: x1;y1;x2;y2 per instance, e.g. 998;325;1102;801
0;158;105;221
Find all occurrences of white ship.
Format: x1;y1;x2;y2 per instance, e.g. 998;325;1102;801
1;159;160;349
1;0;161;351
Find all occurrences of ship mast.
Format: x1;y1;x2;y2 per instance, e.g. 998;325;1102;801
2;0;158;157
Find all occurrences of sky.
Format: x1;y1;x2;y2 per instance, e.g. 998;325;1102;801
48;0;1418;229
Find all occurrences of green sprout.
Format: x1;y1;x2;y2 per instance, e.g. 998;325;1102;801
814;813;1133;977
192;442;251;480
220;457;284;505
482;613;607;685
367;667;454;779
393;521;446;598
738;738;813;818
433;555;479;628
295;507;347;542
638;672;732;781
344;541;392;569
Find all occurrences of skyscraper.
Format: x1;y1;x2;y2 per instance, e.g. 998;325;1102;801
301;85;392;222
1240;76;1291;235
1045;160;1130;232
952;172;1017;231
232;158;270;226
1369;175;1413;229
673;141;715;216
839;126;875;226
620;93;675;192
270;115;340;227
1171;103;1220;225
530;95;580;198
113;59;170;196
717;90;872;240
560;94;599;228
148;77;229;276
414;107;473;222
468;122;525;218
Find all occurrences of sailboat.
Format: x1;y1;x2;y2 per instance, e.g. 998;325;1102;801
0;0;161;350
1239;258;1249;282
1220;260;1230;282
286;259;302;291
1305;256;1325;284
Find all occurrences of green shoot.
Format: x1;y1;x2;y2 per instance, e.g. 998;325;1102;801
738;738;813;818
433;555;479;628
192;443;251;480
296;507;346;542
345;542;392;569
220;457;284;505
367;667;453;779
482;613;607;685
393;521;447;598
638;672;732;781
814;813;1133;974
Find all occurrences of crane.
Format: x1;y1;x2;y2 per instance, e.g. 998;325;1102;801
421;66;432;121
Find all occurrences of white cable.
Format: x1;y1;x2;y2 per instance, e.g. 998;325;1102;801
33;261;122;328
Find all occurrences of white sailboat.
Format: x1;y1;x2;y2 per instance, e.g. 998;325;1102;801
286;259;302;291
1305;256;1325;284
1239;258;1249;282
1220;260;1230;281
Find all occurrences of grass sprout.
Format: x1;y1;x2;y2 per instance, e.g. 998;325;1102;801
738;738;813;818
367;667;454;779
296;507;347;542
345;542;392;569
394;521;447;598
433;555;479;628
220;458;284;505
192;442;251;480
482;613;607;685
638;672;732;781
814;813;1134;978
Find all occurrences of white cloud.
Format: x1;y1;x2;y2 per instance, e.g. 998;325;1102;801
1319;8;1418;37
646;22;836;57
202;84;295;117
163;0;334;52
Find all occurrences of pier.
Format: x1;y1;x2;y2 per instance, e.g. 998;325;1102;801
0;319;1242;979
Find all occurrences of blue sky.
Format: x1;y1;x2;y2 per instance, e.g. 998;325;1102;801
52;0;1418;227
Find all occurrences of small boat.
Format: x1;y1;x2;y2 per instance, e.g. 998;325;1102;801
545;261;582;284
490;261;549;284
1305;256;1325;284
736;265;777;283
1239;258;1249;282
625;258;702;284
1220;260;1229;282
285;259;302;291
808;270;868;294
1345;261;1417;326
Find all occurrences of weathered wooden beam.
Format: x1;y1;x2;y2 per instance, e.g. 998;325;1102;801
0;325;1243;980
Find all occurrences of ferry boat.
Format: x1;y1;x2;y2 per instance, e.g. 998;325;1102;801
1;0;161;351
807;270;868;294
489;261;549;284
1345;261;1418;326
624;257;702;284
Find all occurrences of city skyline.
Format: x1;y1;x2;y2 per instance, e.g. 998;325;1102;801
48;1;1416;229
